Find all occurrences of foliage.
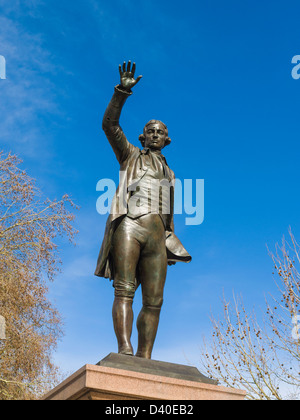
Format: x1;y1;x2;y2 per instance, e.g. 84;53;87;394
0;152;77;399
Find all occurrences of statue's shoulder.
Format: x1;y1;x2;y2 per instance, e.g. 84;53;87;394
120;144;141;167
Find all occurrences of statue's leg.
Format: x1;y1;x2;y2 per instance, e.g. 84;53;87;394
111;217;141;355
112;296;134;355
135;215;167;359
136;305;163;359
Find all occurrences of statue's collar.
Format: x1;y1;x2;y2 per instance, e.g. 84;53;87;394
141;147;162;156
141;148;168;165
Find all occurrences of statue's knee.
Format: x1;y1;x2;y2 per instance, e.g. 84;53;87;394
113;278;136;299
143;296;163;309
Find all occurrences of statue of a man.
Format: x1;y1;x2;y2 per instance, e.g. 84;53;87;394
95;61;191;359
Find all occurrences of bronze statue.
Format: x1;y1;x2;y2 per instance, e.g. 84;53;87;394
95;61;191;359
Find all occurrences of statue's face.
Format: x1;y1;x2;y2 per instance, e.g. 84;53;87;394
144;122;168;151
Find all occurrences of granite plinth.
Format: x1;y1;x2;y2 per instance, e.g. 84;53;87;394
97;353;217;385
42;354;246;400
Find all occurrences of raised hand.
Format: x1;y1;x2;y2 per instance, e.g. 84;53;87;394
119;61;142;91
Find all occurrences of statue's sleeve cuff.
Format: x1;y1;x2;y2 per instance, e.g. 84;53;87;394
114;84;133;97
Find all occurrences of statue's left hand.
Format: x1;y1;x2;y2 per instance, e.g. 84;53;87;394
119;61;142;91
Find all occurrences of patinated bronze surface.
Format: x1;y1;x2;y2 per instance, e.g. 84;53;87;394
95;61;191;359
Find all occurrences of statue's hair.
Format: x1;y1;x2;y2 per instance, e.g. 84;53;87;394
139;120;171;148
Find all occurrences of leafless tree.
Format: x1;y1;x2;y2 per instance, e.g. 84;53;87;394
200;229;300;400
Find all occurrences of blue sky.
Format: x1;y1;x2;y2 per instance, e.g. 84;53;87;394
1;0;300;374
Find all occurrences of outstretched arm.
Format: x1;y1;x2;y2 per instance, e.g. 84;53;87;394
102;61;142;164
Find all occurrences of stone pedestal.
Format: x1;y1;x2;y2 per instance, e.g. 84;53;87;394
42;353;246;400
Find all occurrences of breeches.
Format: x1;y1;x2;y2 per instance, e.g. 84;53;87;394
111;214;167;308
